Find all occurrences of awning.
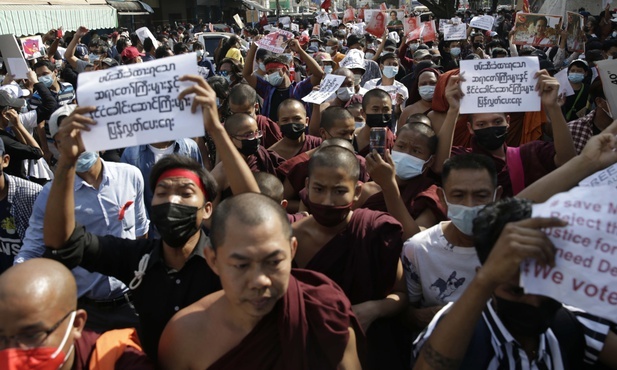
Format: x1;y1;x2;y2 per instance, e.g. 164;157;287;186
242;0;270;12
0;4;118;36
106;0;154;15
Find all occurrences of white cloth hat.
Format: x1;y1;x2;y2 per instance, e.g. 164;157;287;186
48;104;77;138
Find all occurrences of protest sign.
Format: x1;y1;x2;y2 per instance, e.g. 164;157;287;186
403;16;421;40
595;59;617;122
365;11;387;37
512;13;562;47
580;164;617;188
291;23;299;32
364;9;403;24
256;28;294;53
301;74;345;104
316;12;330;24
521;186;617;323
246;10;259;23
20;36;43;60
565;12;585;53
380;2;387;10
443;23;467;41
554;68;575;97
343;8;355;23
469;15;495;31
76;53;203;152
420;20;437;42
233;14;245;29
0;35;29;79
438;19;448;32
460;56;540;114
136;27;159;48
312;23;320;37
358;6;365;20
197;66;210;79
279;16;291;25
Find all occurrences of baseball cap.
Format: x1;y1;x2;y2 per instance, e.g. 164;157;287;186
101;57;119;67
568;59;589;71
313;52;333;63
75;44;88;59
0;83;30;99
413;49;431;60
297;34;309;46
121;46;145;61
346;34;365;48
48;104;77;138
340;49;366;71
0;90;25;109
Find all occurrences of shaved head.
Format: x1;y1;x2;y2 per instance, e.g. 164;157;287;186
254;172;284;203
309;145;360;182
209;193;292;250
0;259;77;313
224;113;257;135
320;137;356;153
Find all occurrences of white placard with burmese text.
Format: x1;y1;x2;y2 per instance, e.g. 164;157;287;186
76;53;204;152
595;59;617;123
521;186;617;323
460;56;540;114
301;74;345;104
469;15;495;31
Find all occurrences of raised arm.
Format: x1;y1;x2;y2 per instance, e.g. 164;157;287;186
43;106;97;248
178;75;259;195
65;26;89;70
3;109;40;150
242;38;259;89
536;71;576;166
289;39;323;86
431;75;462;174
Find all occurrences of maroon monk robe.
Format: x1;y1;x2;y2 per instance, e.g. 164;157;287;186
361;176;447;222
257;115;283;148
279;154;371;197
302;208;403;304
451;137;556;197
73;330;154;370
299;135;323;154
354;128;396;157
207;269;365;370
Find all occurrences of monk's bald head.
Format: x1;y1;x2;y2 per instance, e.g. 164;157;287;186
224;113;257;136
309;145;360;182
320;138;356;153
209;193;292;250
254;172;284;203
0;259;77;315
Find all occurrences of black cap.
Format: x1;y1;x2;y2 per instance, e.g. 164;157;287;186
347;34;365;48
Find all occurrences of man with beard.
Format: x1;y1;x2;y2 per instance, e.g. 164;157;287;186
42;75;260;359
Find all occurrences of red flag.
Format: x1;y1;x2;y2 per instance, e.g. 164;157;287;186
320;0;331;10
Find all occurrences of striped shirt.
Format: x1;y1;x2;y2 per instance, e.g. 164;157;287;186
28;81;75;139
412;300;610;369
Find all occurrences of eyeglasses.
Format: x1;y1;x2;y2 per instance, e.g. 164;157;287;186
231;130;262;141
0;310;75;350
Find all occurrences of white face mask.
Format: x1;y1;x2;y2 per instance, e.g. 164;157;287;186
383;65;398;78
324;65;333;74
325;46;335;54
443;191;496;235
365;52;375;59
450;47;461;57
336;86;354;102
266;72;284;87
391;150;429;180
258;62;266;72
418;85;435;101
310;42;319;48
353;74;362;86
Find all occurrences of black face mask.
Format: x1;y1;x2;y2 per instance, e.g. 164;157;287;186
280;123;306;140
474;126;507;151
473;42;484;49
150;203;200;248
365;113;391;128
239;137;260;156
493;296;562;337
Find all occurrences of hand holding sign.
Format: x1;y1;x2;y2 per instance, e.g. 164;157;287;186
444;74;464;111
54;106;97;162
535;70;561;109
177;75;223;135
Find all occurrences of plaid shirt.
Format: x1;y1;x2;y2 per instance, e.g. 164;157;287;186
6;173;42;240
567;110;596;155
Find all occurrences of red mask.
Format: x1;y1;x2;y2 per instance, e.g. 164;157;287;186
0;347;67;370
307;200;353;227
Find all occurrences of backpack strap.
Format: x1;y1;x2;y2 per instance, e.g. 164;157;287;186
506;146;525;195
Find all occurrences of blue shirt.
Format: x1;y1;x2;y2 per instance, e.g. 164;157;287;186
256;77;314;120
16;160;150;300
120;139;203;217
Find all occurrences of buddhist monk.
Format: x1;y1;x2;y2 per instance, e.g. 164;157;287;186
268;99;322;160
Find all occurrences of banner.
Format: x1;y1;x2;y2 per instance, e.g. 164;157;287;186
76;53;204;152
521;186;617;323
301;74;345;104
256;28;294;53
512;13;562;47
459;56;540;114
580;164;617;188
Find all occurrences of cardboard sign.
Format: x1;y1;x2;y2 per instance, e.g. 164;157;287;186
512;13;562;47
469;15;495;31
76;53;204;152
554;68;575;97
403;16;421;40
420;20;437;42
443;23;467;41
460;56;540;114
595;59;617;122
365;11;387;37
0;35;29;79
20;35;43;60
136;27;159;48
246;10;260;23
256;28;294;53
313;23;320;37
301;74;345;104
521;186;617;323
233;14;245;29
565;12;585;53
580;164;617;188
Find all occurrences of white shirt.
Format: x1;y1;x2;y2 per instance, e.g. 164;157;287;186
363;78;409;106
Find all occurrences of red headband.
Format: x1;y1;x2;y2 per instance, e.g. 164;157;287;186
157;169;207;200
265;62;288;71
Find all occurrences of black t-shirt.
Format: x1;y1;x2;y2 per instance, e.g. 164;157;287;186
0;197;20;273
268;87;291;122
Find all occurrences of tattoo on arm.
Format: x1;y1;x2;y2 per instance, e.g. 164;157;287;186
420;342;460;370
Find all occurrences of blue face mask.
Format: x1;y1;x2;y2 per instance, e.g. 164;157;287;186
443;191;496;236
568;72;585;84
267;72;284;87
391;150;429;180
75;151;99;172
38;74;54;88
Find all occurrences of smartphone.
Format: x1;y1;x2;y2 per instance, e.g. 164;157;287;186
369;127;387;156
56;28;63;38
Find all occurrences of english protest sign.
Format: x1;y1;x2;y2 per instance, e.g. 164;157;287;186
460;56;540;114
76;53;204;152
